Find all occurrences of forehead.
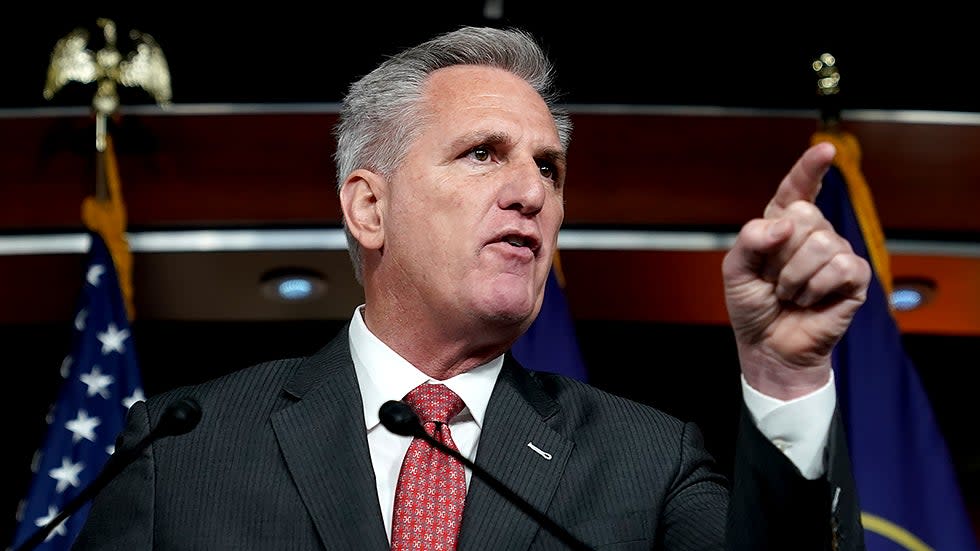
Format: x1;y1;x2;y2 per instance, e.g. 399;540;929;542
420;65;560;143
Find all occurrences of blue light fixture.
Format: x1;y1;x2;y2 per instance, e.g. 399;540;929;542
888;278;935;312
260;268;327;303
277;277;315;300
890;288;923;311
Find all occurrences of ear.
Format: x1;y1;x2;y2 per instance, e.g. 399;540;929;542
339;169;386;251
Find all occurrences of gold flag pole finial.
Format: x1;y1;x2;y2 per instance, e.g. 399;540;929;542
43;17;172;154
42;17;170;320
812;52;841;132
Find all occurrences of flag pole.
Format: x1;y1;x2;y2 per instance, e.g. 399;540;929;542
809;54;893;299
9;19;168;550
43;17;172;320
808;52;980;551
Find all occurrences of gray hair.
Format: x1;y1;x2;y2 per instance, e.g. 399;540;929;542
333;26;573;284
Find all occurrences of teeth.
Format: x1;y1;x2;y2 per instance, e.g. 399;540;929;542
506;236;526;247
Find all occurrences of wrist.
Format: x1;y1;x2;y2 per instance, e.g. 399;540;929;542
738;344;832;400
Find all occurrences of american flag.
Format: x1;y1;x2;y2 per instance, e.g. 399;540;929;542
11;231;144;550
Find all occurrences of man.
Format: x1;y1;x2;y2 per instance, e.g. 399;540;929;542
74;26;870;550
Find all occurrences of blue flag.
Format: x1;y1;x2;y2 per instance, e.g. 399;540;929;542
512;262;588;382
11;231;144;550
814;131;978;551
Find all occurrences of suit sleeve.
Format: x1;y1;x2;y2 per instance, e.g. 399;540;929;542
72;399;156;550
725;402;866;551
657;420;732;550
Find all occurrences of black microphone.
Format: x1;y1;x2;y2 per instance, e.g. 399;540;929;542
13;397;203;551
379;400;594;551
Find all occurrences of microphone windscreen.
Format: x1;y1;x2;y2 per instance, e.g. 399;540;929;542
379;400;422;437
155;397;203;437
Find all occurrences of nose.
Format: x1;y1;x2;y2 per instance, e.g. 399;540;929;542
499;159;547;215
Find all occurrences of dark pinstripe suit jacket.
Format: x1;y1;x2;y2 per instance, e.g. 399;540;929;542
74;325;865;550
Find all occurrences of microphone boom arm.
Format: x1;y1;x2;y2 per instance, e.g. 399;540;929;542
13;397;202;551
380;399;593;551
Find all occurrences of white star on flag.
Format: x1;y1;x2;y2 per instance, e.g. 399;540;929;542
49;457;84;493
65;410;101;443
86;264;105;286
60;355;73;378
35;505;68;540
97;323;130;355
80;366;114;399
74;308;88;331
123;388;146;409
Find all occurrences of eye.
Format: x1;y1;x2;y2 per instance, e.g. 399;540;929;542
538;160;563;190
538;162;555;181
468;145;492;162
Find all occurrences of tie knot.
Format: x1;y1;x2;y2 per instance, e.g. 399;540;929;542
403;383;465;425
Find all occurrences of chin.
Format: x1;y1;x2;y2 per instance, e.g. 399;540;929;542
467;276;543;326
480;306;532;326
478;296;541;330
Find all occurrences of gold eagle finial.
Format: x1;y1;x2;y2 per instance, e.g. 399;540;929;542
812;52;841;131
44;18;172;150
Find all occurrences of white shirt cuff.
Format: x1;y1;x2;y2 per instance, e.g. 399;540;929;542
741;371;836;480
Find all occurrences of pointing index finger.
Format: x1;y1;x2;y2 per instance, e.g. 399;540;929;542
764;141;837;219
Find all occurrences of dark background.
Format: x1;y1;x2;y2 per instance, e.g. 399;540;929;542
3;4;979;113
4;2;980;547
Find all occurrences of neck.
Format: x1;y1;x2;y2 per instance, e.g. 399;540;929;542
361;303;517;380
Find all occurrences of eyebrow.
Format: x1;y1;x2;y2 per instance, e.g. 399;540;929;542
451;131;567;167
449;130;509;153
537;147;567;170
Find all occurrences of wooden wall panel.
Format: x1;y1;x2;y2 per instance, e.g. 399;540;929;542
1;107;977;334
3;109;980;233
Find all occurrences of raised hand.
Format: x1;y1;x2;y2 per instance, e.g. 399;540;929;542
722;142;872;399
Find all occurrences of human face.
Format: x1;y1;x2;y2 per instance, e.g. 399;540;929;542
381;65;566;338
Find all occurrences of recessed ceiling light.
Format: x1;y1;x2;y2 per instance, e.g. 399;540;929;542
889;278;936;312
259;268;327;302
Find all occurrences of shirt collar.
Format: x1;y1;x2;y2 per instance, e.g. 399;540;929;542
348;306;502;431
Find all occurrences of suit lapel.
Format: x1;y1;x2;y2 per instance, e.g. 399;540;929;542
271;327;389;551
457;356;574;550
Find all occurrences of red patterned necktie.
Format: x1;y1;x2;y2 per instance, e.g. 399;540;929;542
390;383;467;550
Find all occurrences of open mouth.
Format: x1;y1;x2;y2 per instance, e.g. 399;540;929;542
500;233;540;255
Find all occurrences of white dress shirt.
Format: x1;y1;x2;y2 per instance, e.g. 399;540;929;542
347;306;835;541
741;372;836;480
349;306;501;543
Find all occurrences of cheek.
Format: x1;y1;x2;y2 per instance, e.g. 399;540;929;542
398;208;463;266
546;198;565;235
